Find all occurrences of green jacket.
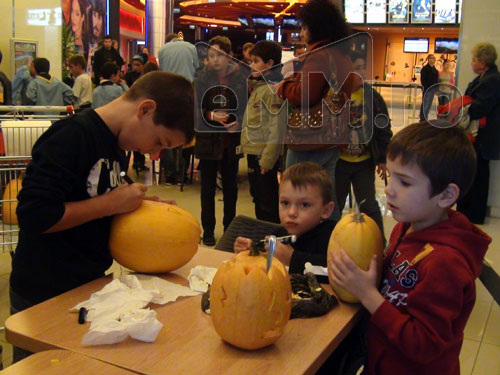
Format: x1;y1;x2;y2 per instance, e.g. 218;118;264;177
241;78;286;170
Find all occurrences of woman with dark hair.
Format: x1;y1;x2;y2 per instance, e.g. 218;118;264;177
70;0;89;56
277;0;354;222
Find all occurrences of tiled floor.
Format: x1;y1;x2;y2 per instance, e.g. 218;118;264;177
0;91;499;372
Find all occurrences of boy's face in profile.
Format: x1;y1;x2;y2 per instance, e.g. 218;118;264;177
385;157;449;232
208;45;230;73
249;54;273;78
278;181;333;237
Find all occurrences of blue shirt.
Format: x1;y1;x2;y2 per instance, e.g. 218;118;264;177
158;39;199;82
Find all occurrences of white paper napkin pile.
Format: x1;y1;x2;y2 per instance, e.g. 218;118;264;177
71;274;199;346
187;265;218;292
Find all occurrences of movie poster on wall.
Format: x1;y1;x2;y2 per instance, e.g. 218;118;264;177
367;0;387;23
412;0;432;23
388;0;409;23
62;0;107;79
435;0;456;23
345;0;365;24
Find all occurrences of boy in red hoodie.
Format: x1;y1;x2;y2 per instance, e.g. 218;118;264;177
329;120;491;375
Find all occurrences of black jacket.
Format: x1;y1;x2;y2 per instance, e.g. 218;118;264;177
420;63;439;93
92;47;124;83
368;85;393;165
194;62;249;160
0;71;12;105
466;65;500;160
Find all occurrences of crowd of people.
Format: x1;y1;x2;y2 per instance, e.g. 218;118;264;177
0;0;499;373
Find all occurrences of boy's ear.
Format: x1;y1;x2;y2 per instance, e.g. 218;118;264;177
321;201;335;220
438;183;460;208
136;99;157;119
266;59;275;68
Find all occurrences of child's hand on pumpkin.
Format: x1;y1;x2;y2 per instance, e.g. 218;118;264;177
328;248;378;300
234;237;252;253
107;183;147;214
270;242;294;267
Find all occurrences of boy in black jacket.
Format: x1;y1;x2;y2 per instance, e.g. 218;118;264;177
234;162;335;274
10;72;194;361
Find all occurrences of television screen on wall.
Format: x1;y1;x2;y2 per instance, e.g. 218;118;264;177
282;17;301;29
345;0;364;24
388;0;409;23
366;0;387;23
435;0;456;23
403;38;429;53
251;16;275;28
435;38;459;53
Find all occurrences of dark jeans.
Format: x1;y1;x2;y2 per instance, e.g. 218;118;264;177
419;87;437;121
247;154;280;224
335;158;385;243
133;151;146;167
457;146;490;224
9;288;35;363
199;151;239;235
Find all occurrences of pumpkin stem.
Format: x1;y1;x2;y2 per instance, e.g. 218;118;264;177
353;199;366;223
249;242;261;256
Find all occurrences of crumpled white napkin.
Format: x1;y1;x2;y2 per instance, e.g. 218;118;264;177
187;265;218;292
304;262;328;276
72;275;199;346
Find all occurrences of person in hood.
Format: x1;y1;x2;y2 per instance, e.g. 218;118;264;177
194;36;249;246
328;120;491;375
241;40;286;223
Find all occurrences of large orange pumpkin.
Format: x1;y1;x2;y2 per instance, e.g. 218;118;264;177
2;177;23;225
327;210;384;303
210;249;292;350
109;200;201;273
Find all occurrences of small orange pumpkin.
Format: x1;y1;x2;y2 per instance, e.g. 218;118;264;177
109;201;201;273
327;208;384;303
2;177;23;225
210;248;292;350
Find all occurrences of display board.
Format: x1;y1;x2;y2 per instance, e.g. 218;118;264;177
345;0;365;23
434;0;457;23
412;0;432;23
366;0;387;23
404;37;429;53
389;0;409;23
10;39;37;77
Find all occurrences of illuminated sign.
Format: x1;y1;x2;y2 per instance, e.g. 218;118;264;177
435;0;456;23
367;0;386;24
388;0;409;23
27;7;62;26
119;9;145;34
345;0;364;24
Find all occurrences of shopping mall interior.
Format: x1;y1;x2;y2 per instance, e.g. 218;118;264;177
0;0;499;373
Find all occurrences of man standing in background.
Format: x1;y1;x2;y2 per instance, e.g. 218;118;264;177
87;0;106;79
158;33;199;184
93;35;124;85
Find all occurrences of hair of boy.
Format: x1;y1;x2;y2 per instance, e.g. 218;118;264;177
101;61;119;79
133;53;148;65
123;71;195;143
348;50;365;64
387;120;476;199
165;33;180;43
33;58;51;79
243;42;254;52
208;36;232;55
69;55;87;70
104;35;112;40
143;61;159;74
280;162;332;204
472;42;497;68
250;41;282;66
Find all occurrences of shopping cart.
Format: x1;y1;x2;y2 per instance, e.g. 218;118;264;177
0;105;74;255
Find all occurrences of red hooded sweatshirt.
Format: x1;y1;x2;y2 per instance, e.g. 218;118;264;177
364;210;491;375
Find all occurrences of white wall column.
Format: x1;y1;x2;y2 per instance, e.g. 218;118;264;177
456;0;500;218
146;0;166;59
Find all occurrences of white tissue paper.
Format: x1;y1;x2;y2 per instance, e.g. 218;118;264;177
304;262;328;277
187;265;218;292
72;274;199;346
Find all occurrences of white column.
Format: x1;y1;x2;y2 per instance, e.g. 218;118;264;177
146;0;166;59
456;0;500;218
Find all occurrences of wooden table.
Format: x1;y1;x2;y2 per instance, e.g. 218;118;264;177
0;350;138;374
5;247;362;375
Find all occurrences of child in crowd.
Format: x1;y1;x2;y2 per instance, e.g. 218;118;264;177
26;57;73;106
234;162;335;274
92;62;128;109
241;40;286;223
335;50;392;243
194;36;249;246
69;54;93;109
10;71;194;362
329;120;491;375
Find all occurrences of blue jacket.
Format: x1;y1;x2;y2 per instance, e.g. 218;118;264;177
158;39;199;82
26;76;73;106
92;80;128;108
